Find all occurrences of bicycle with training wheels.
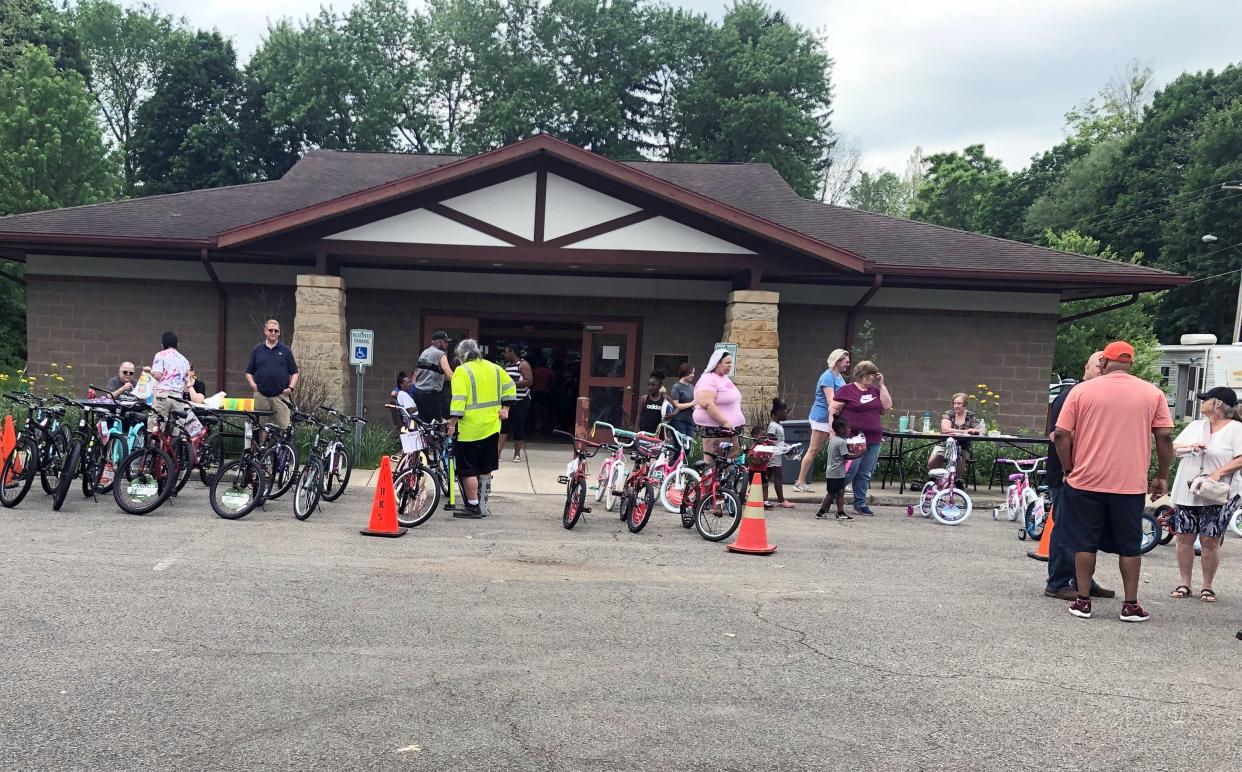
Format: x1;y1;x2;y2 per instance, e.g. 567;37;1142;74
909;436;973;525
554;429;613;529
589;421;634;513
208;410;269;519
992;457;1048;539
1;392;71;507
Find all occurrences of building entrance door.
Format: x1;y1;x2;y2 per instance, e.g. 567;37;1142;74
580;321;639;427
423;314;478;349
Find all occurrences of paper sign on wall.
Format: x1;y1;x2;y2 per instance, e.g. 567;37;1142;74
601;345;620;360
714;342;738;377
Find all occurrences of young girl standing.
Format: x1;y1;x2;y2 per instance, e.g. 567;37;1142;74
761;398;794;509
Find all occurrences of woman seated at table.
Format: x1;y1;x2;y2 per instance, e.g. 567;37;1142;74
928;392;981;476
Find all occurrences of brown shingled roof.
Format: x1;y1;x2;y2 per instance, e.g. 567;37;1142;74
0;135;1187;292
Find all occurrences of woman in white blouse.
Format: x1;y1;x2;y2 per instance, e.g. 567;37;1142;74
1168;388;1242;602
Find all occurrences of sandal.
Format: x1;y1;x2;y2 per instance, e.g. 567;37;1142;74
1170;585;1192;598
778;501;795;509
1201;588;1218;603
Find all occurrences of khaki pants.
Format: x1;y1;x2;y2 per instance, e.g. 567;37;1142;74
150;393;177;432
254;393;292;429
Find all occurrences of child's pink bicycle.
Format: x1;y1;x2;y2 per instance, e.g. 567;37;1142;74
908;437;973;525
590;421;634;513
651;423;701;513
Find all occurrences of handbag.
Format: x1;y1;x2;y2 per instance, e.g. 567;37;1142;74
1189;420;1232;505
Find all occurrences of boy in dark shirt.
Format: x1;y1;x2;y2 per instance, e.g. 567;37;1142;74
816;416;862;520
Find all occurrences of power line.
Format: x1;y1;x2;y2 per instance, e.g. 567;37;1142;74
1036;185;1237;236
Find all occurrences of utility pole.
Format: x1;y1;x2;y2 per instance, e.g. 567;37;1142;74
1225;184;1242;344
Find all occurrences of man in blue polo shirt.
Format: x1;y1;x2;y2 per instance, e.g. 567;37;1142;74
245;318;299;429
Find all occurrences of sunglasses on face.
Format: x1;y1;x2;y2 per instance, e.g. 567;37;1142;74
122;370;134;375
267;329;280;334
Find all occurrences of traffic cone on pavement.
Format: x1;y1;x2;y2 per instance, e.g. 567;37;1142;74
0;415;13;480
727;472;777;555
1026;506;1054;561
361;455;407;538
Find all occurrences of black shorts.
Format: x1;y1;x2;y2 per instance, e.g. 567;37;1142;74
414;389;444;421
454;434;499;478
1056;484;1145;557
500;398;530;441
825;476;847;494
699;425;742;439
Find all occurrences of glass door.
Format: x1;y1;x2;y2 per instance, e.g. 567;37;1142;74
579;322;638;429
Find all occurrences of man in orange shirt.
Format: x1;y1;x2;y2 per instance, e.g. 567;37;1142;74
1053;341;1173;622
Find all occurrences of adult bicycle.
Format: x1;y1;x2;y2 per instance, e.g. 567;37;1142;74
208;411;269;520
1;392;70;507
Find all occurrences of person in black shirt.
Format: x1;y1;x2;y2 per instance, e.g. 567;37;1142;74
1043;351;1112;600
245;319;299;430
637;372;671;434
185;365;208;404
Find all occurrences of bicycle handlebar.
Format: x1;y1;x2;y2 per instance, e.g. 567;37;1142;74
998;457;1046;471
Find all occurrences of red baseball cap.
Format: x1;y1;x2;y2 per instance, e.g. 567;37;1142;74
1102;341;1134;362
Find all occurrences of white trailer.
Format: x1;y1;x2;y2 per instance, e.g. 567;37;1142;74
1156;334;1242;420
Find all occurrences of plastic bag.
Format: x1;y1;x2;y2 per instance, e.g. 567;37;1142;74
133;372;155;405
203;392;226;410
846;433;867;456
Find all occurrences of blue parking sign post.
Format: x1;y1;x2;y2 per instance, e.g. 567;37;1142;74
349;330;374;449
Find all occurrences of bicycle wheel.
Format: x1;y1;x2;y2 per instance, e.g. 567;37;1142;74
39;429;68;495
695;489;741;542
930;487;972;525
197;432;225;486
1230;500;1242;538
593;460;610;503
1139;512;1160;554
659;466;700;513
294;459;323;521
172;432;195;494
394;465;439;527
113;446;175;515
679;481;698;529
606;461;625;514
1;437;38;508
916;480;937;518
209;457;266;519
1154;504;1175;545
1023;500;1046;541
261;443;298;500
52;440;82;511
320;444;353;502
626;481;656;533
81;438;105;497
562;475;587;530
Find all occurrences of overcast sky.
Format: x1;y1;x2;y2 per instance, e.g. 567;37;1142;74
159;0;1242;174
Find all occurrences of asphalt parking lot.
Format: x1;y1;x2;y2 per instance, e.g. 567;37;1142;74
2;482;1240;772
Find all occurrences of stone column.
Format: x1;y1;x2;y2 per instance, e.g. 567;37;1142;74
721;289;780;411
292;274;349;410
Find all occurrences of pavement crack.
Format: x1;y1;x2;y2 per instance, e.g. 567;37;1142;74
751;603;1231;711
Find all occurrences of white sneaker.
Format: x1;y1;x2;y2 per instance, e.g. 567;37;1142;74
792;482;812;493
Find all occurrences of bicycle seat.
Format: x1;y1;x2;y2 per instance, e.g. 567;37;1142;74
928;468;950;480
121;410;146;424
717;442;734;454
169;409;188;420
264;423;283;434
693;459;711;471
200;413;220;426
1008;473;1026;483
1036;485;1049;494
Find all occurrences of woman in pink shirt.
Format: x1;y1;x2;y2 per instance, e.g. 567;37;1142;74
694;349;745;457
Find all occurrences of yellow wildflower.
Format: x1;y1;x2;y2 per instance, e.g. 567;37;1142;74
65;365;72;370
50;362;57;367
969;394;977;399
976;384;986;389
979;399;988;405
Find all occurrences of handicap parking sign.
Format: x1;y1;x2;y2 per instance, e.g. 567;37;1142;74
349;329;374;366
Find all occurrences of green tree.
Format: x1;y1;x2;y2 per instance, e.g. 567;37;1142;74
131;30;247;195
73;0;182;193
1;0;87;76
0;44;120;367
665;0;835;197
847;170;907;216
1154;101;1242;342
1046;230;1160;381
909;144;1011;234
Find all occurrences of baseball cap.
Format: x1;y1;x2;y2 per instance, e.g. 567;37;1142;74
431;330;450;342
1101;341;1134;362
1197;386;1238;407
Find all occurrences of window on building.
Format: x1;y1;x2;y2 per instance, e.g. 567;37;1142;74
651;354;688;380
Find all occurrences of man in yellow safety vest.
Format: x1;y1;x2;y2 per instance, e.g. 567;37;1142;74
448;338;517;517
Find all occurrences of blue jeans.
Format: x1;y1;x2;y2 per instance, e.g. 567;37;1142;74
1045;485;1074;591
844;442;882;509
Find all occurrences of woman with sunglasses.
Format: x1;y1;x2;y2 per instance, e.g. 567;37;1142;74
105;361;137;398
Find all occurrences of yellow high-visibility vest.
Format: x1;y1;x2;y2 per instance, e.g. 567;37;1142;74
450;358;517;442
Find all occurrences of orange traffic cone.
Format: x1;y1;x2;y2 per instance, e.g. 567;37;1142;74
0;415;13;480
1026;505;1054;561
361;455;407;538
727;472;777;555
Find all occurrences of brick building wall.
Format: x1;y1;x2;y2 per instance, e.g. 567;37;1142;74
778;304;1057;432
25;276;295;398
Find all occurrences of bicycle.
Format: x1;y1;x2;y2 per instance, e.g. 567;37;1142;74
82;387;148;495
908;436;973;525
619;430;664;533
386;403;442;528
681;441;743;542
554;429;612;529
589;421;633;513
47;396;119;510
111;399;184;516
257;414;298;501
992;457;1048;539
1;392;70;507
314;403;362;502
650;423;700;513
208;411;269;520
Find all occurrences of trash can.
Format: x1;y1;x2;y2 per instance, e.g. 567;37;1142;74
780;419;811;481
